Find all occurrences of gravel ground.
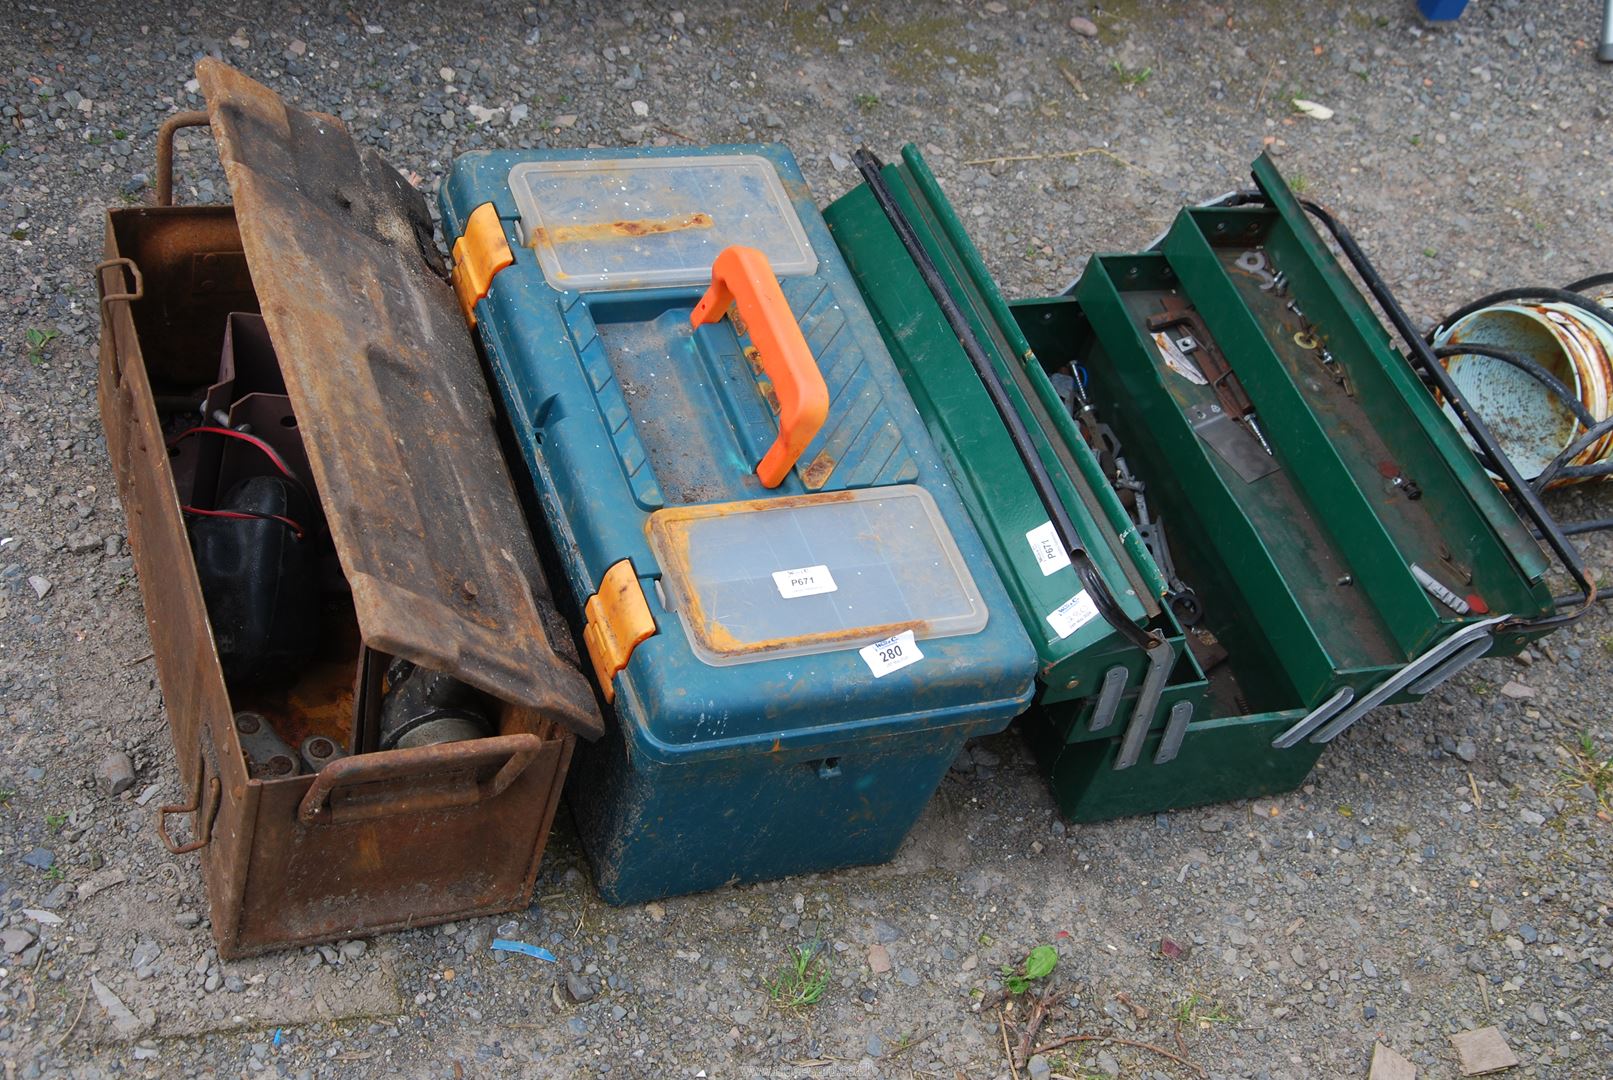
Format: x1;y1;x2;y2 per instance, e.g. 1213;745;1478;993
3;2;1612;1078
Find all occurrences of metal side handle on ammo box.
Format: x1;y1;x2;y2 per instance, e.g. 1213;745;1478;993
297;733;546;825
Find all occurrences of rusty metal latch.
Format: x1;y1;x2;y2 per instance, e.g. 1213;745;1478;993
451;202;514;327
582;560;656;704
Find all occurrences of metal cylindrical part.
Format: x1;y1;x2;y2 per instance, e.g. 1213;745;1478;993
1435;300;1613;486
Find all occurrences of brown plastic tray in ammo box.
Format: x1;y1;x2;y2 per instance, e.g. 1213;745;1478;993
94;61;603;957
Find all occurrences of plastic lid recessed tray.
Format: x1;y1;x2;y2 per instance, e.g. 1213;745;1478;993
509;155;819;292
645;486;987;667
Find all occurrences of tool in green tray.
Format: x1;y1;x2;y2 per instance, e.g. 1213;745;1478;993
827;144;1579;821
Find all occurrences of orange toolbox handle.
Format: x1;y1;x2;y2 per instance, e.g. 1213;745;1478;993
690;246;829;488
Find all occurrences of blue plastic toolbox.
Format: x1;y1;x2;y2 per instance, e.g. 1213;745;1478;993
439;145;1036;904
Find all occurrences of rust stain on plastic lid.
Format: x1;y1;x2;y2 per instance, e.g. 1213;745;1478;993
527;212;714;248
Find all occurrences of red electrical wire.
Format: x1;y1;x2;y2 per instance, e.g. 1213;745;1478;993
182;506;307;540
170;423;316;541
167;424;303;485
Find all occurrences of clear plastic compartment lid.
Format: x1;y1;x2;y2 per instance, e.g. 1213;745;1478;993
509;155;818;292
645;486;988;667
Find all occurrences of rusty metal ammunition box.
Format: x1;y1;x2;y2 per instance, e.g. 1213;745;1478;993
95;62;602;957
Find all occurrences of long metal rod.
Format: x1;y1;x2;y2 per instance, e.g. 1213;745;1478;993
852;146;1157;652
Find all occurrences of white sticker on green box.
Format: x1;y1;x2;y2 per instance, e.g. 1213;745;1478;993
1046;591;1100;639
1025;521;1072;576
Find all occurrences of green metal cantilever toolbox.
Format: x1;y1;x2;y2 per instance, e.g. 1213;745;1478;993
825;146;1562;822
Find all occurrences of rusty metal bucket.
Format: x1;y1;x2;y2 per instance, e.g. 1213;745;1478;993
1436;300;1613;485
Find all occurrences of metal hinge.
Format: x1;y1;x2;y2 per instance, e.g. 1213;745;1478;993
450;202;514;327
582;560;657;704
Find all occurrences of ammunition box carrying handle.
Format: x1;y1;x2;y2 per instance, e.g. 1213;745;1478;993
155;110;210;208
297;732;546;825
158;727;222;855
690;245;830;488
94;258;144;317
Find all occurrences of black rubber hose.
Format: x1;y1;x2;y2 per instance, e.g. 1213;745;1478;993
1561;516;1613;537
1428;286;1613;341
1530;415;1613;492
1550;460;1613;483
1564;271;1613;294
851;146;1158;652
1431;344;1596;429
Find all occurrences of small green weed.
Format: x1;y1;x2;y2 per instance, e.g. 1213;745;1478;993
1561;731;1612;813
1174;991;1236;1027
45;865;66;882
0;787;15;807
25;326;59;365
45;811;68;831
766;942;829;1009
999;943;1058;995
1111;60;1153;87
1288;173;1310;194
855;92;880;111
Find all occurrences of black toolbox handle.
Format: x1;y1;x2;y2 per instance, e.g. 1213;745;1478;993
155;110;210;207
297;733;546;825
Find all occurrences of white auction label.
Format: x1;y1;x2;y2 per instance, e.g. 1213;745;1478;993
1025;521;1072;576
859;629;923;678
772;564;838;598
1046;591;1101;639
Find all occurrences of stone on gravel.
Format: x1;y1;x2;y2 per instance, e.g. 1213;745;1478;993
1451;1027;1519;1075
867;944;892;973
21;847;55;870
1499;680;1534;699
565;972;596;1003
1369;1042;1416;1080
1069;16;1099;37
92;976;155;1037
27;574;51;598
1095;1049;1121;1076
1027;1054;1052;1080
2;927;37;955
95;750;136;796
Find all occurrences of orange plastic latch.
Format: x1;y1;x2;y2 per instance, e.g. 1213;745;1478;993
691;246;829;488
581;559;656;704
451;202;514;327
